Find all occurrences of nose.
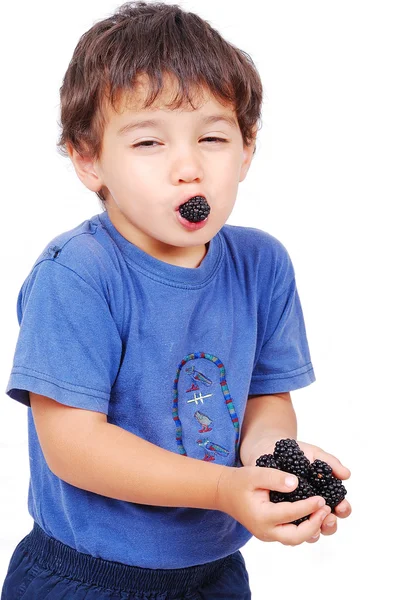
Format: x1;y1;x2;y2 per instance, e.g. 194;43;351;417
170;146;204;184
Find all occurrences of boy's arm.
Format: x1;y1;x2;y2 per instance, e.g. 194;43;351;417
239;392;297;466
30;392;226;510
30;391;334;544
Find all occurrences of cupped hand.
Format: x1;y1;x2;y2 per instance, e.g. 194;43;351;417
295;441;351;542
251;439;351;543
216;465;333;546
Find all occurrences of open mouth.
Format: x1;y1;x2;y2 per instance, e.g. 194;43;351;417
178;196;211;223
176;211;209;231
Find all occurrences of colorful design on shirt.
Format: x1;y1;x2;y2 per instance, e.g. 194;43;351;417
172;352;240;462
185;366;212;387
186;382;199;393
197;438;230;462
194;410;213;432
185;365;214;403
186;391;213;405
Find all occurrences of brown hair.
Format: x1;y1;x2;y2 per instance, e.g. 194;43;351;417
57;1;264;206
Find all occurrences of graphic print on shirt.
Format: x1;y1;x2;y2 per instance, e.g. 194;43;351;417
172;352;240;465
194;410;213;432
197;438;230;462
185;365;212;391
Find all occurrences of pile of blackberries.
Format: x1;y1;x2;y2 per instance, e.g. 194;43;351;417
256;439;347;525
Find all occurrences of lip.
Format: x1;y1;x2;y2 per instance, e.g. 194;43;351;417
176;210;209;231
174;193;208;211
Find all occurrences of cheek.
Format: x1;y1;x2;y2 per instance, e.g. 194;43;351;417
218;152;244;179
103;158;143;193
215;161;242;194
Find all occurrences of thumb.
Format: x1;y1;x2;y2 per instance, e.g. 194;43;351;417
254;466;298;493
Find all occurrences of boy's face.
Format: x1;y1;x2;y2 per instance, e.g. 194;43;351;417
71;75;256;268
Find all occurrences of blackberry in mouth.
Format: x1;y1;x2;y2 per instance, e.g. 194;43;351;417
178;196;211;223
256;439;347;525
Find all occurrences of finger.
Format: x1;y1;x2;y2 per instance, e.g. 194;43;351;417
254;466;299;494
306;532;321;543
334;499;352;518
270;495;328;526
273;505;331;546
314;451;351;480
321;513;337;536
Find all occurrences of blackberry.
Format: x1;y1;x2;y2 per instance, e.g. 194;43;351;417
256;439;348;525
270;477;315;526
179;196;211;222
273;438;311;479
255;454;279;469
309;460;347;510
309;459;333;484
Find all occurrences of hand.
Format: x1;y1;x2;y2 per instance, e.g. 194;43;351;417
297;441;351;542
256;439;352;543
215;465;333;546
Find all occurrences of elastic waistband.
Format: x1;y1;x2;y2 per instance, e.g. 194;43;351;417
23;523;234;594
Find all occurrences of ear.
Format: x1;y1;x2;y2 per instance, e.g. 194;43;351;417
66;143;103;193
239;128;258;182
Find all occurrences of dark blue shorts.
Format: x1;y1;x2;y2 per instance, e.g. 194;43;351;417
1;523;251;599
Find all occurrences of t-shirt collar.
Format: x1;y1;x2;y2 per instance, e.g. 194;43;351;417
98;210;223;288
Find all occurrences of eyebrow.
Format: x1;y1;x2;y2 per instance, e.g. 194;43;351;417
117;114;238;136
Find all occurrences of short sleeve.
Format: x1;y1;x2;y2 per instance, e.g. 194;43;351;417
6;259;122;413
249;277;315;395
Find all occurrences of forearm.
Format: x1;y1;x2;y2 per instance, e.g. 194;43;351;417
239;392;297;466
50;420;227;510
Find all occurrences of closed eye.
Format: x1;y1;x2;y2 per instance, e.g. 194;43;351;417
201;137;228;143
132;140;159;148
132;137;228;148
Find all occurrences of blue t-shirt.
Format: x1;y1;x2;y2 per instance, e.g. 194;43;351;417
5;210;315;568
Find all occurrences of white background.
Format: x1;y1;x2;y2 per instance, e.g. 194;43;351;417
1;0;400;597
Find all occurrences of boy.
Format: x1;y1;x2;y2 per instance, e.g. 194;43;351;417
2;2;351;598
